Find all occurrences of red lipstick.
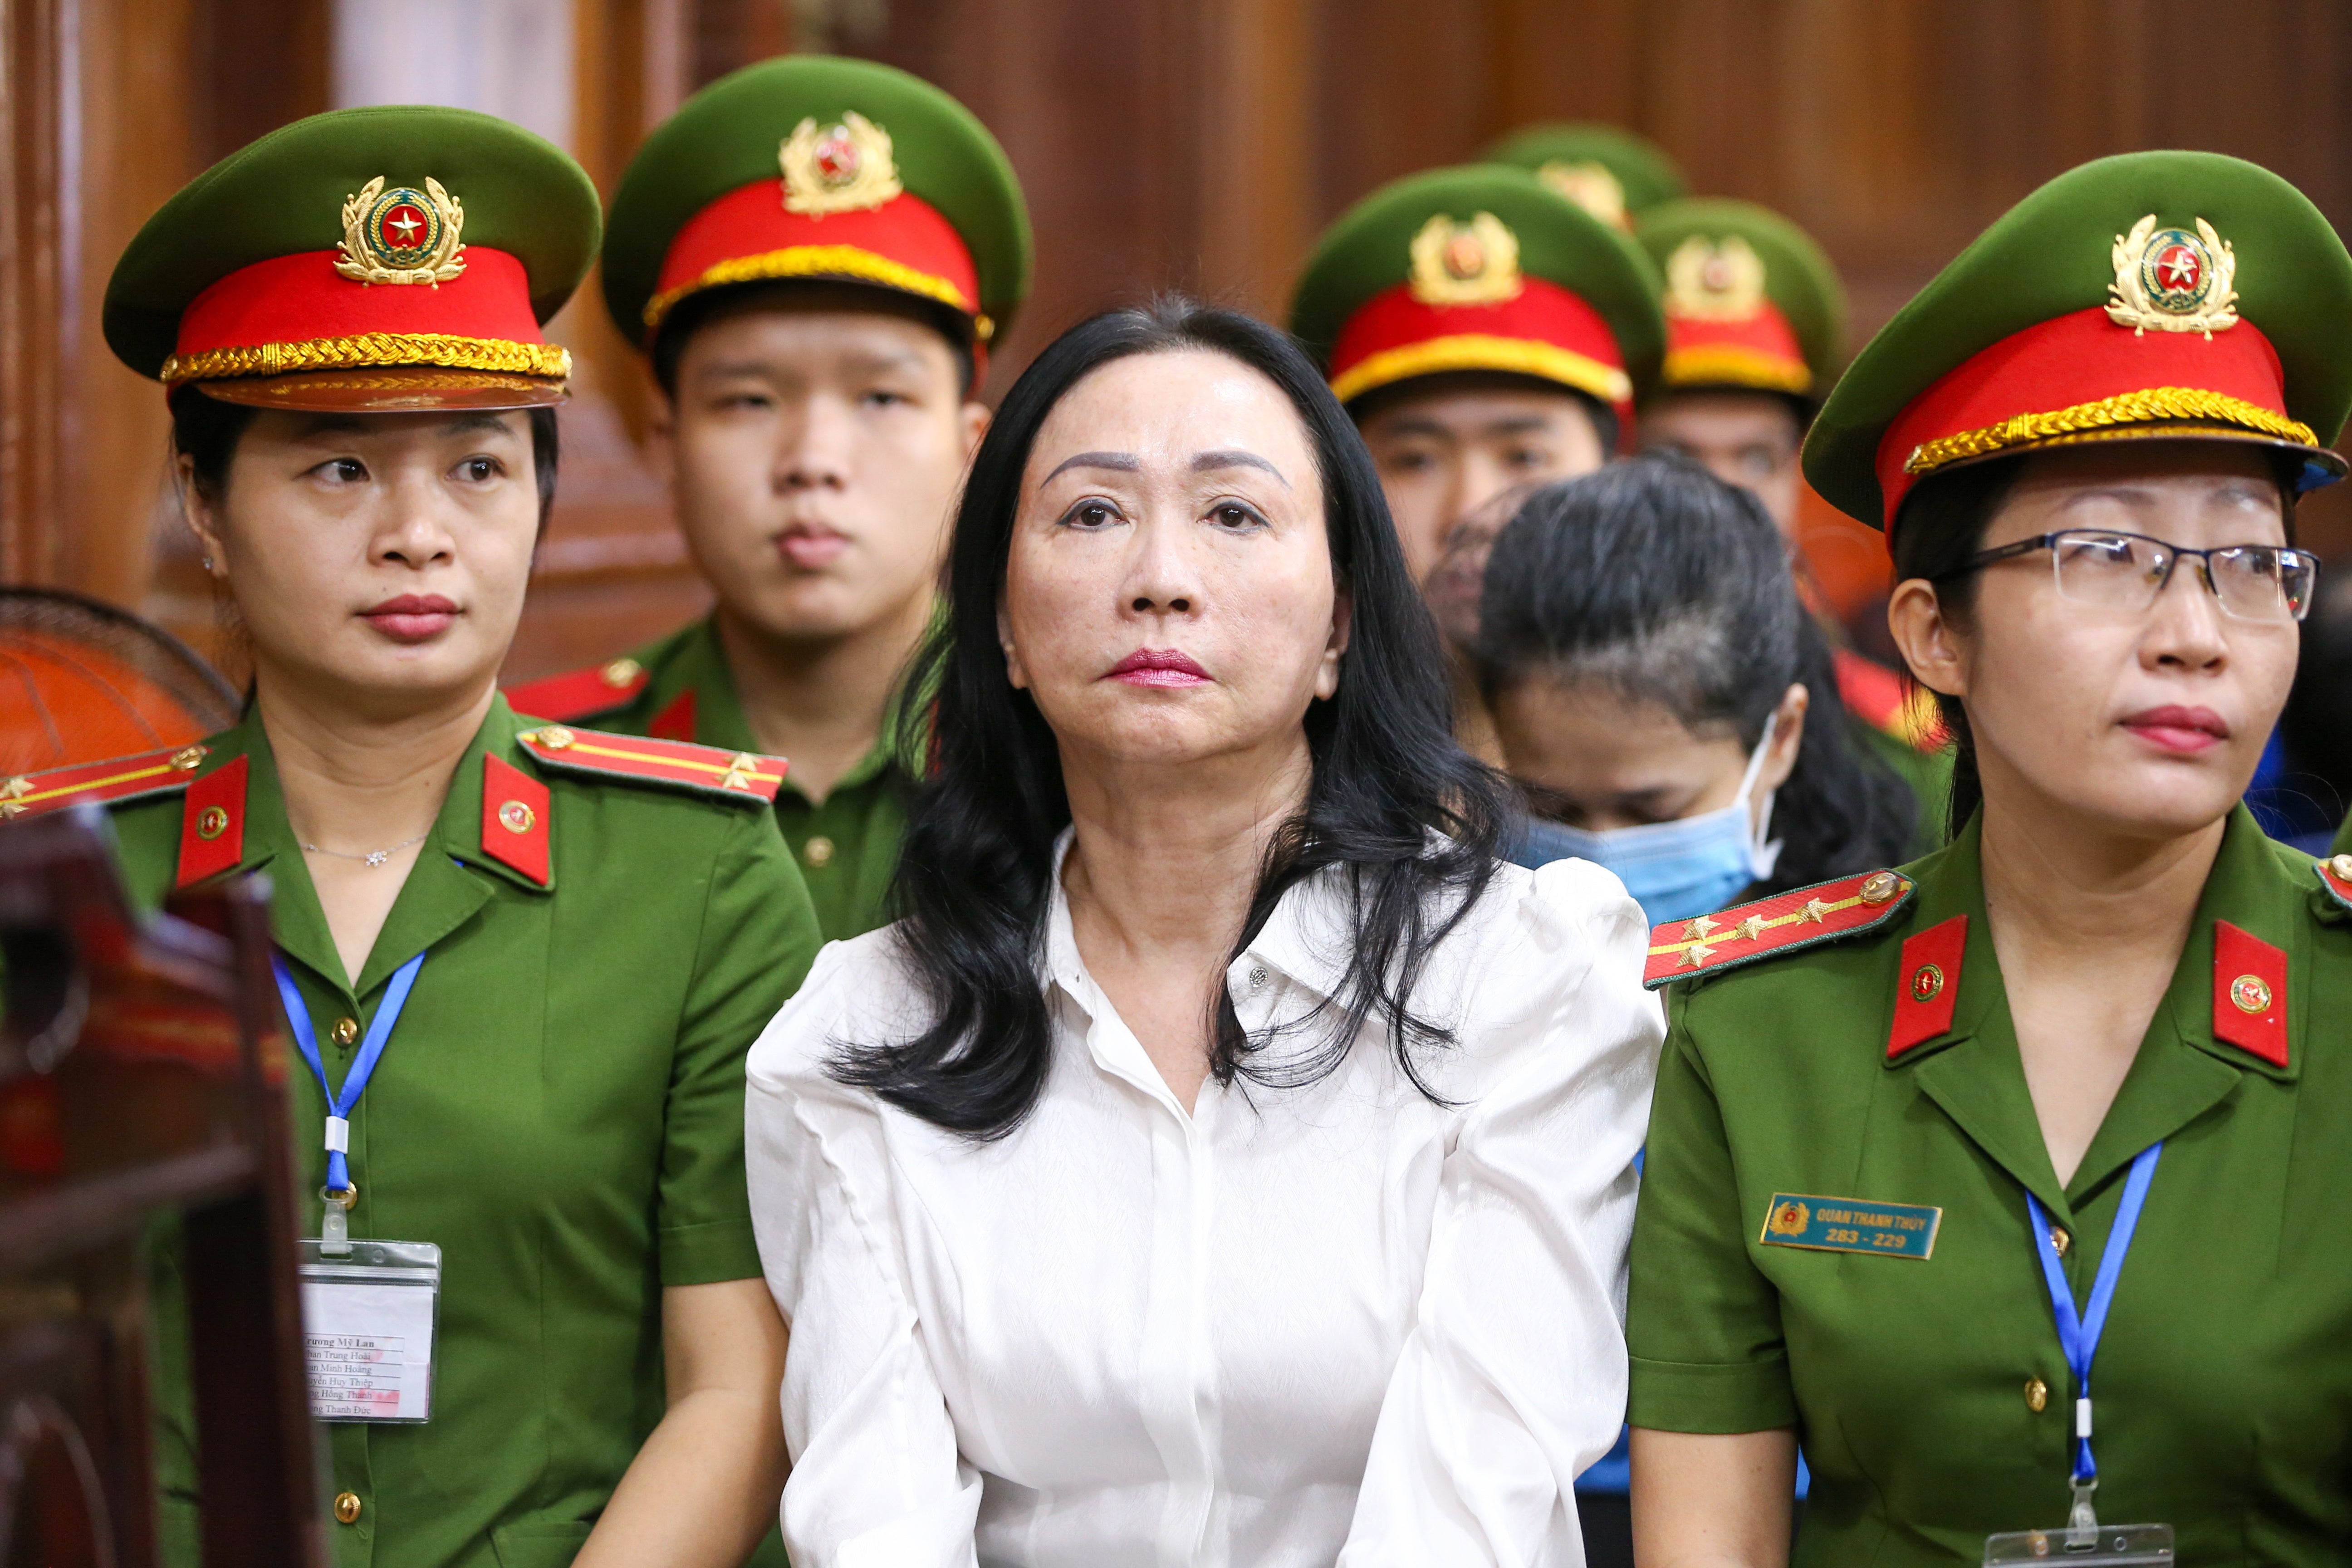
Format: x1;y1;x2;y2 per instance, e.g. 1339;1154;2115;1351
1106;648;1211;687
361;593;459;643
2120;705;2230;755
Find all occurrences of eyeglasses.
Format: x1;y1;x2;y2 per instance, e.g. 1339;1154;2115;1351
1948;529;2320;623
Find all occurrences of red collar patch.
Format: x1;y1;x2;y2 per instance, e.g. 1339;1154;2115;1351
481;753;551;887
2212;919;2288;1068
175;755;249;888
1887;914;1966;1059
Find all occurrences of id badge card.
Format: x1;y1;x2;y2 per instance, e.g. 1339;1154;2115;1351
1984;1522;2174;1565
297;1238;441;1423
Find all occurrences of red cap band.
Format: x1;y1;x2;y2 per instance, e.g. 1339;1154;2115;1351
1328;276;1634;431
1662;300;1809;395
1876;307;2307;526
646;178;983;341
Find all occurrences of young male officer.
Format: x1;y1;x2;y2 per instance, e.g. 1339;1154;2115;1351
1288;163;1665;755
1633;197;1951;829
513;57;1029;940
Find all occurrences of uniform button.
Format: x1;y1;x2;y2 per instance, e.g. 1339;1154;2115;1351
2025;1377;2048;1412
802;835;836;868
333;1491;363;1525
331;1017;360;1048
2048;1225;2070;1257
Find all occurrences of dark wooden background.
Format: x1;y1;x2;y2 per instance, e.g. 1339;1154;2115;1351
9;0;2352;683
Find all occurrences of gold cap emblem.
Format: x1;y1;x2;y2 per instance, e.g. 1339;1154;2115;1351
1536;158;1627;229
336;176;467;286
2107;214;2238;338
781;111;904;217
1664;233;1768;321
1408;212;1523;307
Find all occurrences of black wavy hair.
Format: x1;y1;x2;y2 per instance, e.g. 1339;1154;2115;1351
1473;451;1917;891
835;296;1514;1140
1888;444;2303;835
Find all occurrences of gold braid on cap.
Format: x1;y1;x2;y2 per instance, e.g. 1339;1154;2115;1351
640;245;986;337
160;332;571;385
1904;386;2316;475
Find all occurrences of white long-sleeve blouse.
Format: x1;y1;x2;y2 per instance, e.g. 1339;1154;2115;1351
745;842;1663;1568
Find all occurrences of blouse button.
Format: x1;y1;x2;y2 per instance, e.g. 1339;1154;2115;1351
333;1491;363;1525
1247;965;1269;991
2048;1225;2070;1257
2024;1377;2048;1413
803;835;836;868
331;1017;360;1048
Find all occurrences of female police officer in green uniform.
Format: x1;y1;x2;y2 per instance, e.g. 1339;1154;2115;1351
5;108;822;1568
1625;151;2352;1566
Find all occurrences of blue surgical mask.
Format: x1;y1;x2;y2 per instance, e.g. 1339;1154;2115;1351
1511;713;1784;926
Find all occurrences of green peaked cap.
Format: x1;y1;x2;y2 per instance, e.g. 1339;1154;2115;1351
1637;196;1847;389
1481;122;1688;226
1289;163;1665;407
1805;150;2352;529
106;105;600;382
603;55;1031;345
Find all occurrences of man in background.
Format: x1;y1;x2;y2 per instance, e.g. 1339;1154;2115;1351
511;56;1029;940
1289;162;1666;758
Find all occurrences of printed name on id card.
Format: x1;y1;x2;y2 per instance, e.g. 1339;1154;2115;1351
298;1239;441;1423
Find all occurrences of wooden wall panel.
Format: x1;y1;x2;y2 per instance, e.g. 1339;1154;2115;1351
15;0;2352;678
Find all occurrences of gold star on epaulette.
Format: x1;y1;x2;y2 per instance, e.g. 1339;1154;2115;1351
1799;898;1834;924
1735;915;1768;941
1680;941;1717;968
1684;915;1720;941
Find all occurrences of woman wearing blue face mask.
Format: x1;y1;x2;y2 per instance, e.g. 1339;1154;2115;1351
1474;451;1922;1564
1475;453;1921;928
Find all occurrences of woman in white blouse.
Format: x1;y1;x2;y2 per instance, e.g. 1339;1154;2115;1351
745;298;1663;1567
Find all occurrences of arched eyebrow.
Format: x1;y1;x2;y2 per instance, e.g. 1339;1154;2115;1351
1192;448;1289;489
1041;451;1139;484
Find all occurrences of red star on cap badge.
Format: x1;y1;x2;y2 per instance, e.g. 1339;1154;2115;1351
2157;244;2201;292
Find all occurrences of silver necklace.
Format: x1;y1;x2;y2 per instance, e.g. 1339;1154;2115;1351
302;830;430;868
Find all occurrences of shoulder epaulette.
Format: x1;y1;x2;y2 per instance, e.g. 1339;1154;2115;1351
2315;853;2352;913
507;657;652;723
1645;869;1915;990
516;725;785;805
0;743;211;821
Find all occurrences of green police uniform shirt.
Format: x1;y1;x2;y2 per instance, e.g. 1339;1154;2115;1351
1629;808;2352;1564
79;696;820;1568
510;617;907;941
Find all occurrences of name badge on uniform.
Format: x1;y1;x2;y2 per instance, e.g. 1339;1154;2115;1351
297;1239;441;1422
1759;1193;1941;1259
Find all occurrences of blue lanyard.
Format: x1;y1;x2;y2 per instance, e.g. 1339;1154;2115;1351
273;951;426;1196
2023;1142;2162;1491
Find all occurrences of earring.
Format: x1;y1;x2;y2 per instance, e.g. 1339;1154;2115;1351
202;555;216;571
